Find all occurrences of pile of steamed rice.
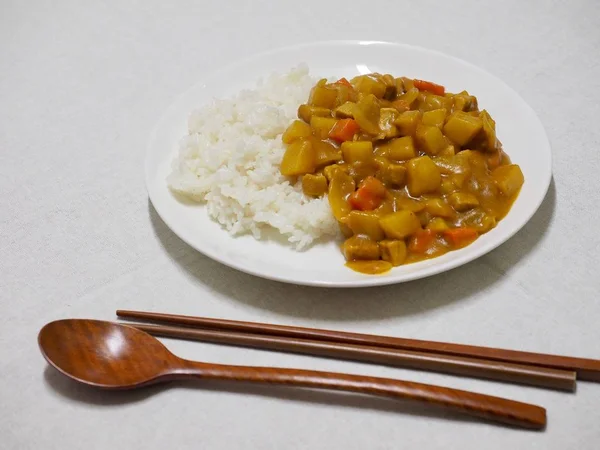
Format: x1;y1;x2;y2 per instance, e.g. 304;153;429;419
167;65;338;249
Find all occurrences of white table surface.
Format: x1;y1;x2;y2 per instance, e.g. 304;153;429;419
2;1;600;448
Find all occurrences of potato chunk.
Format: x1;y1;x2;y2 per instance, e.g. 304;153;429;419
421;108;447;129
426;217;449;232
440;179;458;195
448;192;480;211
352;75;387;98
406;156;441;196
380;74;398;100
282;120;312;144
341;141;373;164
452;91;478;112
333;83;354;107
443;112;483;146
298;104;331;123
353;94;381;135
378;163;406;187
313;139;342;167
492;164;524;197
342;236;380;261
394;196;425;213
334;101;356;119
480;110;498;151
394;110;421;136
416;125;447;155
280;139;316;176
380;240;407;266
345;211;385;241
310;116;338;139
439;144;456;157
379;211;421;239
302;173;328;197
309;83;338;108
323;164;347;182
421;95;451;112
378;108;401;139
387;136;416;161
425;198;455;218
397;87;419;108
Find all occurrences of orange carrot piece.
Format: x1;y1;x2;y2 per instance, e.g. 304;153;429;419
358;176;386;198
329;119;360;143
408;229;437;253
413;79;445;96
348;176;386;211
443;227;478;248
348;190;380;211
336;77;353;88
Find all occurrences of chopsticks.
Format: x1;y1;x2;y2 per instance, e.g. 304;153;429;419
115;310;599;391
130;322;574;390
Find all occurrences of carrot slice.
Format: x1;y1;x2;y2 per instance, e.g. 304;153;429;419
329;119;360;143
408;229;437;253
336;77;353;88
414;79;445;96
348;190;380;211
348;176;386;211
443;227;478;248
358;176;386;197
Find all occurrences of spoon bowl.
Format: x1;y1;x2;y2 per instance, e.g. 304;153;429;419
38;319;546;429
39;319;179;388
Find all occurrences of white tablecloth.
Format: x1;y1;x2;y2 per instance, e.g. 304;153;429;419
3;1;600;448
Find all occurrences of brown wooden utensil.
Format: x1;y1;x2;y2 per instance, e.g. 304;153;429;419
116;310;600;382
38;319;546;429
131;322;575;391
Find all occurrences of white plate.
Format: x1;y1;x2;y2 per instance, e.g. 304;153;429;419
146;40;552;288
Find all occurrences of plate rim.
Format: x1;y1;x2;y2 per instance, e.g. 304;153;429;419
145;39;552;288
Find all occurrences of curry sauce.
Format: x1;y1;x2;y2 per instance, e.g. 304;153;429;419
280;74;524;274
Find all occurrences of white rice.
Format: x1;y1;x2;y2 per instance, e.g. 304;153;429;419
167;65;338;249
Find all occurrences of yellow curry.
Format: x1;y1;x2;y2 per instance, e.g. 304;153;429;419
279;74;524;274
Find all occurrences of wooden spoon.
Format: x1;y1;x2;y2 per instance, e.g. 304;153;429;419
38;319;546;429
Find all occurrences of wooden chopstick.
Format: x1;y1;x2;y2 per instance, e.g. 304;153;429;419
130;322;575;391
116;310;600;382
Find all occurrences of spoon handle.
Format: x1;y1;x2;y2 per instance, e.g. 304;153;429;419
178;362;545;429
